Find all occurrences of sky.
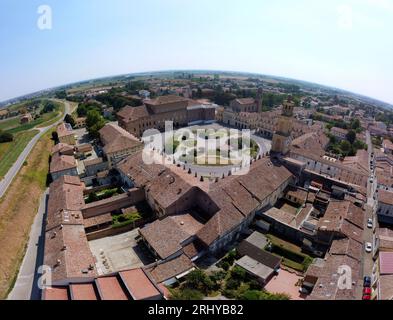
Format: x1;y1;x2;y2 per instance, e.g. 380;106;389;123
1;0;393;103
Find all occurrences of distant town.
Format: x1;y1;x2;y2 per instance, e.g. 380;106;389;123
2;70;393;301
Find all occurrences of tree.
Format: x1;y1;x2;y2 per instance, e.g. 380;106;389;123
55;90;67;99
86;110;105;138
0;131;13;143
346;130;357;145
64;114;76;128
340;140;352;155
51;131;58;142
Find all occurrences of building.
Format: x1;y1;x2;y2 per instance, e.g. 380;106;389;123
20;113;33;124
383;139;393;155
228;88;263;113
57;123;76;145
330;127;348;141
50;152;78;181
377;190;393;225
51;143;75;156
44;176;97;286
99;123;143;167
74;117;87;129
117;151;293;261
117;95;216;137
42;267;165;300
271;97;295;154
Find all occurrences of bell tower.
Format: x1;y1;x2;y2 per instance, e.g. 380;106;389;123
271;96;294;155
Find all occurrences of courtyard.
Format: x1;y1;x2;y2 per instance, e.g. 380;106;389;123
88;228;155;275
264;269;306;300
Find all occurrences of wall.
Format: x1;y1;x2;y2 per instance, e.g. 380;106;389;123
82;188;145;218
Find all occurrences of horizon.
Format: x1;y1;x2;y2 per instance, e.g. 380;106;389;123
1;0;393;104
2;68;393;108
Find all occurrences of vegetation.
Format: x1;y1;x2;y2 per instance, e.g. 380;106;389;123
265;234;313;272
64;114;76;128
112;211;142;228
0;130;39;178
85;187;123;204
86;110;105;138
0;131;13;143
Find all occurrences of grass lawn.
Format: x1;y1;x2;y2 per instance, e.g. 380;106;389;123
0;130;39;178
0;117;21;131
0;130;54;299
266;234;313;272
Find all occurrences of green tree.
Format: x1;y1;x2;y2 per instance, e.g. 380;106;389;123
64;114;76;128
86;110;105;138
0;130;13;143
346;130;357;145
340;140;352;155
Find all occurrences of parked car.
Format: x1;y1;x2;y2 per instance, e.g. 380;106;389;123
367;219;373;229
363;287;372;295
365;242;373;253
364;276;372;287
362;294;371;300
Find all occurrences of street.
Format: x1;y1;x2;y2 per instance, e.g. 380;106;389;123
360;130;378;298
0;100;72;199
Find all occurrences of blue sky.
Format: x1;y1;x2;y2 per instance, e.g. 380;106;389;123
1;0;393;103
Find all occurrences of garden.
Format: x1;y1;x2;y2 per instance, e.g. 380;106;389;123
169;250;289;301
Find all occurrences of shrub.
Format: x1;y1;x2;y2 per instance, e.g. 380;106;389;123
225;278;240;291
170;288;203;300
0;131;13;143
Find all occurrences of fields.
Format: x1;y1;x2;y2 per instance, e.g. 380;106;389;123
0;130;54;299
0;130;39;178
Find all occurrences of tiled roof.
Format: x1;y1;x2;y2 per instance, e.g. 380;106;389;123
380;252;393;275
51;143;74;155
379;189;393;206
50;153;77;173
69;283;98;300
57;123;73;138
147;254;194;283
95;276;129;300
99;123;142;154
139;213;203;259
120;269;161;300
117;105;149;122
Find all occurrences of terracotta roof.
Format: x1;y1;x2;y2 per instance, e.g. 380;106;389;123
117;105;149;122
379;190;393;206
47;176;85;230
83;213;112;229
140;213;203;259
147;254;194;283
95;276;128;300
317;200;364;242
144;95;189;106
51;143;74;155
380;252;393;275
44;224;97;284
57;123;73;138
120;269;161;300
99;123;142;154
50;153;77;174
70;283;98;300
42;287;69;300
329;238;362;261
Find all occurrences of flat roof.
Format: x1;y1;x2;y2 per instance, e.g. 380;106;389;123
235;256;274;282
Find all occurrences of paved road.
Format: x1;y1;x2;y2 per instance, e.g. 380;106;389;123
0;100;71;199
359;130;378;299
7;189;48;300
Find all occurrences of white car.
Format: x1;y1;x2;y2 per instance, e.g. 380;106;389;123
365;242;373;253
367;219;373;229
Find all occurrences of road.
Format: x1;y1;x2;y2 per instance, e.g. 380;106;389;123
7;189;48;300
360;130;378;299
0;100;71;199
